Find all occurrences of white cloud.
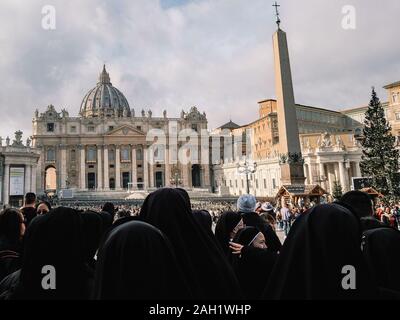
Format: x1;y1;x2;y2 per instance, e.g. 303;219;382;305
0;0;399;140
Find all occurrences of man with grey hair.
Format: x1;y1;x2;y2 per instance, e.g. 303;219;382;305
237;194;282;252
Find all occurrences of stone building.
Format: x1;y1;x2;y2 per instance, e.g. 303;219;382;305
31;65;210;196
0;131;40;206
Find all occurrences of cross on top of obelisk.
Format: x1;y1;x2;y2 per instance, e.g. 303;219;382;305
273;1;281;28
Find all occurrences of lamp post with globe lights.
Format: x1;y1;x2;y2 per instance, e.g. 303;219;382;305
237;159;257;194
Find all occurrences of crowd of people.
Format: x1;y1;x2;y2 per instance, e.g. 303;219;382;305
0;188;399;300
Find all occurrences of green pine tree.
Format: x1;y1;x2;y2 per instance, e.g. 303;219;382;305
332;179;343;201
360;88;399;199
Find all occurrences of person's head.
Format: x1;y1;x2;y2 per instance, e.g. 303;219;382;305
81;210;104;263
215;211;244;255
24;192;36;206
237;194;257;213
340;191;374;219
93;221;191;300
385;207;391;214
260;202;274;214
234;226;266;249
264;203;375;299
116;209;131;219
102;202;115;216
193;210;213;232
0;208;25;245
20;207;88;299
36;201;51;215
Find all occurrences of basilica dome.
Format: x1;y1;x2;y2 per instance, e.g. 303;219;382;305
80;65;131;118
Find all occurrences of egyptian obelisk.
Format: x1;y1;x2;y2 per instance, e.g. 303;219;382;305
272;2;305;185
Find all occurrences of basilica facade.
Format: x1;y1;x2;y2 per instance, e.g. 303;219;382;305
31;66;210;196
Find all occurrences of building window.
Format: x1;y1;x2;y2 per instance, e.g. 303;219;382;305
46;148;55;161
191;124;198;132
136;126;142;131
109;164;114;168
87;147;96;162
108;126;114;131
272;178;276;189
393;93;398;103
235;180;238;188
87;126;95;132
395;112;400;121
47;123;54;132
264;178;267;189
70;126;76;133
121;148;130;161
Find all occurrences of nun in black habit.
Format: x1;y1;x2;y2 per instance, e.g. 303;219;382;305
81;211;104;271
0;207;92;300
215;211;244;257
93;220;191;300
362;227;400;299
263;203;376;300
230;226;278;300
139;188;242;300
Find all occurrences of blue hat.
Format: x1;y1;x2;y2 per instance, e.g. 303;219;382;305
237;194;257;213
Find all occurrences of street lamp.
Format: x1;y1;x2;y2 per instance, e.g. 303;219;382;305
237;159;257;194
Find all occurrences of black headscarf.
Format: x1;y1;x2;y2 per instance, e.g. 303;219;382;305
0;209;23;252
139;188;242;299
98;211;113;234
93;221;191;300
215;211;243;256
102;202;115;217
232;227;277;300
362;227;400;298
81;211;103;269
263;203;376;300
16;207;90;299
193;210;213;232
234;226;260;246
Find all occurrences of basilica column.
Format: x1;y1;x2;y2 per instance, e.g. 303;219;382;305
3;164;9;205
149;159;154;188
24;164;31;193
339;161;348;192
31;165;37;193
307;163;313;184
182;163;189;188
143;145;149;190
131;146;137;189
355;161;362;177
103;146;109;190
97;146;103;190
318;162;326;190
164;147;170;187
60;146;67;189
80;146;86;190
115;145;121;190
203;164;210;189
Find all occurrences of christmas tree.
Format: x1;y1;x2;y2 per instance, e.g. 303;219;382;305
360;88;399;198
332;179;343;201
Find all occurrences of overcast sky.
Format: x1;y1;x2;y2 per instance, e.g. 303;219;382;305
0;0;399;140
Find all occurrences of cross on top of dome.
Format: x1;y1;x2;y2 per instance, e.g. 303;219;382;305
98;64;111;84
